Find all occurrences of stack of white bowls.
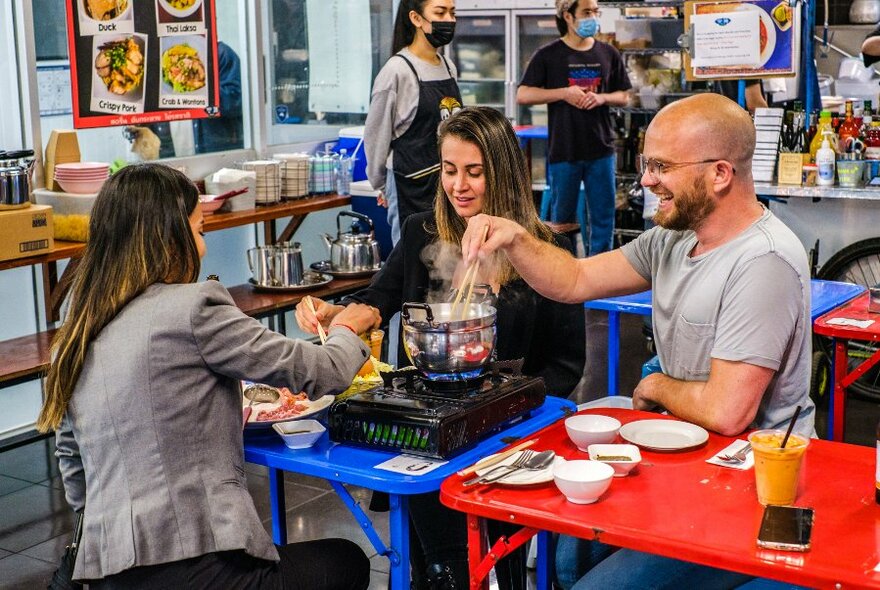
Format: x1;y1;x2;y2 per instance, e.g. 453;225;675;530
272;153;310;199
241;160;281;204
54;162;110;194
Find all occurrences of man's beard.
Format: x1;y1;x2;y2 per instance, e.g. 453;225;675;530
652;178;716;231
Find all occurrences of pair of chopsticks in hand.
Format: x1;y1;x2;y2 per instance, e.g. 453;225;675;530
451;225;489;321
304;296;327;345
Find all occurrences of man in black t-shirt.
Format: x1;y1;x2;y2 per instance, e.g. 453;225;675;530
718;79;768;112
518;0;631;256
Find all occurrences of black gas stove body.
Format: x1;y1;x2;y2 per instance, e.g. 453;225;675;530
328;360;546;459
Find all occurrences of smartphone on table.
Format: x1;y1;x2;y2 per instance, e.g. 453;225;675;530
757;505;814;552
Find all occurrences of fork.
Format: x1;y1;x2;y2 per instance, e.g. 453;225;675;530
718;442;752;463
462;450;535;487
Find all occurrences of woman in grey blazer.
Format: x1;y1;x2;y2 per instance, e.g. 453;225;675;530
38;164;379;589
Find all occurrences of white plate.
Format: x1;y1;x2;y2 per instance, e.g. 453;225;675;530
474;451;563;485
244;392;334;429
618;419;709;451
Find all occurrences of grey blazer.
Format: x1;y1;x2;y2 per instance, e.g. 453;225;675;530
55;281;369;581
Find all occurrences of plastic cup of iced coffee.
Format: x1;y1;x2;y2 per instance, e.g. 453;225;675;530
748;429;810;505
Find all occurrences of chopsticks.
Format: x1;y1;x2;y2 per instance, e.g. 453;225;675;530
451;225;489;321
305;296;327;344
456;438;537;477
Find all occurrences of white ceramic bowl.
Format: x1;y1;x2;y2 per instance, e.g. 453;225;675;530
553;459;614;504
564;414;621;451
272;419;326;449
587;444;642;477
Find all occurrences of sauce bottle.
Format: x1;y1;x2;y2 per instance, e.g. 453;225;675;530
810;111;835;162
816;131;836;186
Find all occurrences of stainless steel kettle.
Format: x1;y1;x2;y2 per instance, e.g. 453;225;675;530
320;211;381;272
0;149;35;210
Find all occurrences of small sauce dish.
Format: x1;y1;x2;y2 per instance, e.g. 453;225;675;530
587;443;642;477
273;419;326;449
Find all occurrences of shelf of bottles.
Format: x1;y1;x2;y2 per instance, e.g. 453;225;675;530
777;99;880;190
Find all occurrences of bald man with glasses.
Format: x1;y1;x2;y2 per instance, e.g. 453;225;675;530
462;92;814;588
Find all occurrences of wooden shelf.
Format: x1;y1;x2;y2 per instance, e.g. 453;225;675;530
0;194;352;272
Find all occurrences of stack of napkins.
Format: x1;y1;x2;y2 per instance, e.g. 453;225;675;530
752;108;784;183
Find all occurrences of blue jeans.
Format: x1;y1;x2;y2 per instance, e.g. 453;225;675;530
548;155;616;256
556;537;753;590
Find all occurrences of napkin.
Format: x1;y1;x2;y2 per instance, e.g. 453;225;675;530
706;439;754;470
827;317;875;329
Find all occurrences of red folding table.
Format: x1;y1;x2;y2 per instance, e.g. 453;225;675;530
813;292;880;442
440;408;879;590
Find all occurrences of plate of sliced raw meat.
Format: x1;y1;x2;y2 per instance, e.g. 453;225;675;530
242;385;334;429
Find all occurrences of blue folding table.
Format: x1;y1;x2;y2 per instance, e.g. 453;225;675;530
583;278;865;397
243;395;574;590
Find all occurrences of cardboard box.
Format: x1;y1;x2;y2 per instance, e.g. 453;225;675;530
0;205;54;262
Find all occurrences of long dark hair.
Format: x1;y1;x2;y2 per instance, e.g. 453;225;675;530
392;0;431;54
434;107;553;285
38;164;200;431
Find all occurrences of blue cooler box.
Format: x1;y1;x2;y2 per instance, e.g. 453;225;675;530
350;180;393;261
334;126;368;182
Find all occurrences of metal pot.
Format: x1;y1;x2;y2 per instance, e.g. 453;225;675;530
320;211;381;272
0;149;35;210
401;301;497;379
272;241;304;286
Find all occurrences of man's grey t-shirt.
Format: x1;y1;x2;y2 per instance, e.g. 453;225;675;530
620;207;815;436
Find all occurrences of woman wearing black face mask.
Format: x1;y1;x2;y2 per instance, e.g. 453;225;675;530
363;0;462;245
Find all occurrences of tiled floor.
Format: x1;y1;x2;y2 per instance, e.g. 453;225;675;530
1;312;877;589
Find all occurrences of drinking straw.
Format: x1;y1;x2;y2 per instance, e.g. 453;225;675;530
780;404;803;448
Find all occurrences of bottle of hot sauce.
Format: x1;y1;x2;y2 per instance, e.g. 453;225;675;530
839;100;862;151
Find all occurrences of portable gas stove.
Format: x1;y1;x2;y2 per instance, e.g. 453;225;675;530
328;359;546;459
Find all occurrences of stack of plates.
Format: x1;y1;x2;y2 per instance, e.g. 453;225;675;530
241;160;281;204
272;153;310;199
54;162;110;194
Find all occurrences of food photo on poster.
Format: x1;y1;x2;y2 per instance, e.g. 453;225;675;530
159;34;209;108
77;0;134;36
65;0;219;129
90;33;147;115
156;0;207;36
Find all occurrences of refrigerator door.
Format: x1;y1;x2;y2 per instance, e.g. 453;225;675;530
513;11;558;126
447;12;509;115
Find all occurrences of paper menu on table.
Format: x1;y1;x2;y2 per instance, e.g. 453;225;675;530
374;455;448;476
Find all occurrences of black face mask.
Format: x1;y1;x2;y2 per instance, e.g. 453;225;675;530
424;20;455;48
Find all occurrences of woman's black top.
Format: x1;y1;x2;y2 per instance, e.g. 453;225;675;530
344;211;586;397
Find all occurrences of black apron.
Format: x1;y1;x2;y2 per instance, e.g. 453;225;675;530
391;54;462;225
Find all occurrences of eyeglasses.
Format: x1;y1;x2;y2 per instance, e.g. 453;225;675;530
636;155;735;179
581;9;602;16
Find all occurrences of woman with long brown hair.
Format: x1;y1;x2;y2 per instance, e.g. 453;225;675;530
297;107;585;589
40;163;379;589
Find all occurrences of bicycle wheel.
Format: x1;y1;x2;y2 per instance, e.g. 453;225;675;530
816;237;880;402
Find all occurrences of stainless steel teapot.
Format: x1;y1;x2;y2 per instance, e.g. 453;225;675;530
0;149;35;210
320;211;381;272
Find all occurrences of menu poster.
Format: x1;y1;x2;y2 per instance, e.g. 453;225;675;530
66;0;220;129
684;0;798;80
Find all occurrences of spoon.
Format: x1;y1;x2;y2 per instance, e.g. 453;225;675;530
243;384;281;404
464;450;556;486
